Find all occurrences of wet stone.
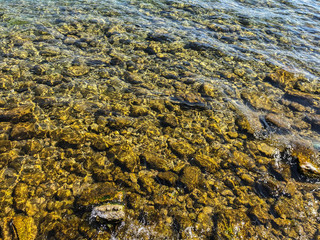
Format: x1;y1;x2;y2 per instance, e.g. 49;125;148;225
257;143;277;157
40;46;61;56
0;140;13;153
124;72;143;84
130;106;149;117
161;114;178;128
291;142;320;178
265;113;291;130
56;128;84;148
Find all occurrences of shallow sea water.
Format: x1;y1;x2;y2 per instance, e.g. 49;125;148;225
0;0;320;239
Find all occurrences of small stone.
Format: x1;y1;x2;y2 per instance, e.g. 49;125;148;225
199;83;217;98
40;46;60;56
0;140;12;153
124;72;143;84
108;144;139;172
55;128;84;148
32;65;47;75
91;204;125;222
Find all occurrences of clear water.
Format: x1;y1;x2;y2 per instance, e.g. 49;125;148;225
0;0;320;239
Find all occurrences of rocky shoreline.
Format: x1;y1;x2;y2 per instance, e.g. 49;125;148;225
0;2;320;239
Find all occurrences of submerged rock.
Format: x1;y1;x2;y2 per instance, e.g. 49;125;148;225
0;105;35;123
180;166;202;192
12;215;37;240
291;142;320;178
91;204;125;222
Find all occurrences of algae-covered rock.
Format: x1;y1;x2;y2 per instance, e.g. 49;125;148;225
157;171;179;186
130;105;149;117
168;138;195;157
10;122;36;140
0;140;12;153
0;104;34;123
108;144;139;172
141;152;170;171
214;209;252;240
77;182;124;209
192;153;219;173
55;128;84;148
180;166;202;192
12;215;37;240
161;114;178;128
291;142;320;178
